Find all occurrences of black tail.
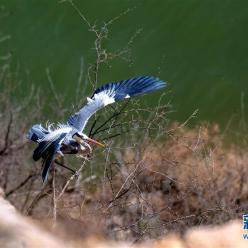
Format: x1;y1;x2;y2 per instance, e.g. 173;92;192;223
31;133;67;183
33;141;49;161
41;151;56;183
32;133;67;162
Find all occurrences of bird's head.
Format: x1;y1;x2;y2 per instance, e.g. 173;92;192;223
73;132;105;148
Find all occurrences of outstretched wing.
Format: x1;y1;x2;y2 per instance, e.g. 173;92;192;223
68;76;166;132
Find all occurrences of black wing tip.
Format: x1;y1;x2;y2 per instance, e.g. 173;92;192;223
120;75;166;97
41;150;55;183
146;75;166;86
42;172;47;183
134;75;165;81
93;75;166;95
149;76;166;88
120;75;166;88
33;140;48;161
92;75;167;102
33;142;44;161
42;168;49;183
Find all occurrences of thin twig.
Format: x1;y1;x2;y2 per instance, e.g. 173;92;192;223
0;111;12;155
56;159;87;201
91;100;130;138
88;116;99;138
101;133;121;141
63;0;91;28
106;160;143;210
52;167;57;228
6;173;37;197
26;186;52;216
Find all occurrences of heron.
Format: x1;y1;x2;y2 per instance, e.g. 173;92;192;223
27;76;166;182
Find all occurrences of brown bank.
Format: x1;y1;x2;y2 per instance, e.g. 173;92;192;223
0;188;246;248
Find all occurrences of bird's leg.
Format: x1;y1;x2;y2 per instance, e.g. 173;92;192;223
54;160;77;175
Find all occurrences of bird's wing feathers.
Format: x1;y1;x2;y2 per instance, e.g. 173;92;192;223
68;76;166;132
67;95;107;133
26;124;49;142
30;125;71;182
41;150;56;183
93;75;165;100
33;131;67;161
35;132;67;183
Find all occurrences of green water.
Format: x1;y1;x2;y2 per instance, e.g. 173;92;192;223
1;0;248;129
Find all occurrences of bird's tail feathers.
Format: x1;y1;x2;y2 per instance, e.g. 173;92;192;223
33;133;66;162
41;151;55;183
35;133;67;183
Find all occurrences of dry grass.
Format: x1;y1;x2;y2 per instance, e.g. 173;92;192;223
13;123;246;243
0;190;246;248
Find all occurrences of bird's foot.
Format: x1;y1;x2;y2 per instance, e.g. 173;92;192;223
74;171;80;179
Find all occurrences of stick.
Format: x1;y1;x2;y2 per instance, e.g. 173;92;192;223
6;173;37;197
52;167;57;228
90;100;130;138
0;112;12;155
56;159;87;201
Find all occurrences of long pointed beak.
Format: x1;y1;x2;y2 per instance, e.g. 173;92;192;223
87;137;105;147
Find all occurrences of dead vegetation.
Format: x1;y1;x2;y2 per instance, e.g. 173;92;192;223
1;99;248;243
23;123;248;242
1;1;248;245
0;163;247;248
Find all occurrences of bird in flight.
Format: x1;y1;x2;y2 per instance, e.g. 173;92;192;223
27;76;166;182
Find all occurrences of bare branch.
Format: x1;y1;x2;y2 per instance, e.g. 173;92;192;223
0;111;12;155
56;159;87;201
6;173;38;197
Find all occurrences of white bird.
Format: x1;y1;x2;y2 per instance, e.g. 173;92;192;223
27;76;166;182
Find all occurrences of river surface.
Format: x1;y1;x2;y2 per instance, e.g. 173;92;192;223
1;0;248;130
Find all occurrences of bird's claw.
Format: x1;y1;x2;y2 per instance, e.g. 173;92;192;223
74;171;80;178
